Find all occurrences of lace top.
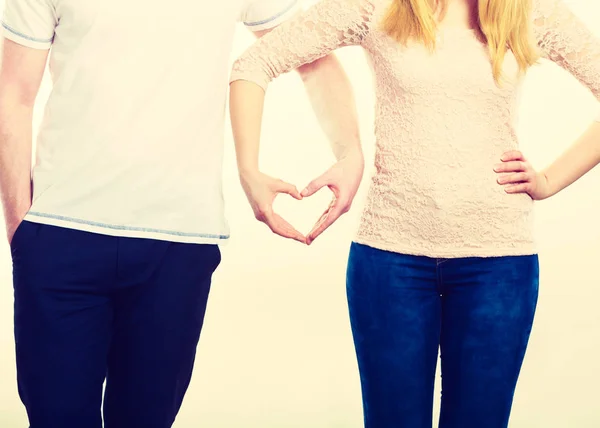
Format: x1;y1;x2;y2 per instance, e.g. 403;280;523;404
230;0;600;258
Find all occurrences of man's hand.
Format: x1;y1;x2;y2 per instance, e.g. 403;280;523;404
240;170;306;243
302;148;364;245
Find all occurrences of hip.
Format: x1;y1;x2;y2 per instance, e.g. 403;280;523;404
346;241;540;294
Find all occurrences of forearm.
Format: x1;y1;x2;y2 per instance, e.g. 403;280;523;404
297;54;362;160
229;80;266;176
0;100;33;225
542;121;600;197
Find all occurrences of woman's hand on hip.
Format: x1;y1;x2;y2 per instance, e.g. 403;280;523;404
494;150;552;201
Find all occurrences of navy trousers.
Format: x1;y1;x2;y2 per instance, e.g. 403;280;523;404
347;242;539;428
11;221;221;428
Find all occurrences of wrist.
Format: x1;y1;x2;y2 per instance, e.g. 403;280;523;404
539;169;557;199
238;164;261;180
3;199;31;224
337;144;363;163
4;210;28;231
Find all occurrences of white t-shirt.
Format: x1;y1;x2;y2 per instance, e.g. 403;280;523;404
1;0;299;244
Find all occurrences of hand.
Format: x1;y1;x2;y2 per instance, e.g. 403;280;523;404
302;150;364;245
240;170;306;243
494;150;552;201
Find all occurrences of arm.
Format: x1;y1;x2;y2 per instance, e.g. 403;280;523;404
253;22;363;162
496;124;600;199
295;57;365;245
497;0;600;199
540;123;600;197
231;0;373;243
0;39;49;243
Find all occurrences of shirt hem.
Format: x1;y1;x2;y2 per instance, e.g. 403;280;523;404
1;23;53;50
244;0;299;31
24;211;229;245
353;237;538;259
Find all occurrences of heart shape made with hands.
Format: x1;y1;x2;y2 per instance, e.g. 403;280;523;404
246;154;363;245
271;184;338;245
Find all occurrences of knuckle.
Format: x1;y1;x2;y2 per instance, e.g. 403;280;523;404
255;207;270;221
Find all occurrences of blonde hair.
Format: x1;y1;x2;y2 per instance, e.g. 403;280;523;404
382;0;540;83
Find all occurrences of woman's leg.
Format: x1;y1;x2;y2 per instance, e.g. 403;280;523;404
438;255;539;428
346;242;441;428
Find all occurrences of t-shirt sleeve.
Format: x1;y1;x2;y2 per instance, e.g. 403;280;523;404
231;0;375;91
532;0;600;122
240;0;301;32
1;0;57;49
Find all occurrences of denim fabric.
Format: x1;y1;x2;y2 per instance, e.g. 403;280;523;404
347;242;539;428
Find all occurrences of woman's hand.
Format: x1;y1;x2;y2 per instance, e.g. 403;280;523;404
494;150;552;201
301;148;364;245
239;170;306;243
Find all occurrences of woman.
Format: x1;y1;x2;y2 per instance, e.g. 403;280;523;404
229;0;600;426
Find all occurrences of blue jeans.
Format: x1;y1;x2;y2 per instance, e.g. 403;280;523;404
11;221;221;428
346;242;539;428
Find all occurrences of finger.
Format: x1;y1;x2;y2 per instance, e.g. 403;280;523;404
497;172;530;185
500;150;526;162
306;209;332;244
273;180;303;200
306;200;347;245
301;173;329;197
305;200;335;245
494;160;528;173
264;211;306;244
504;183;531;194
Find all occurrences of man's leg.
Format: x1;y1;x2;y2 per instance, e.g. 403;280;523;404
103;239;221;428
12;222;116;428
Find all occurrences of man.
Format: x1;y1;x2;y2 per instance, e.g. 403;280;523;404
0;0;362;426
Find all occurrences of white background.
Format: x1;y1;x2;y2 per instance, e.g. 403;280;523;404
1;1;599;426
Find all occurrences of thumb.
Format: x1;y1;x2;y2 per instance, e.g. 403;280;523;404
301;173;330;197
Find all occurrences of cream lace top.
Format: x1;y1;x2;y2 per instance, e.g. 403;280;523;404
230;0;600;258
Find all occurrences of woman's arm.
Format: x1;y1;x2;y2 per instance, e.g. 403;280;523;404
497;0;600;199
496;123;600;200
540;122;600;197
230;0;375;243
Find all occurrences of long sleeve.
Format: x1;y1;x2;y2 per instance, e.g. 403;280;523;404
230;0;376;91
532;0;600;121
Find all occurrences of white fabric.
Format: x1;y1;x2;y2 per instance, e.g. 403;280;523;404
1;0;298;244
242;0;300;31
